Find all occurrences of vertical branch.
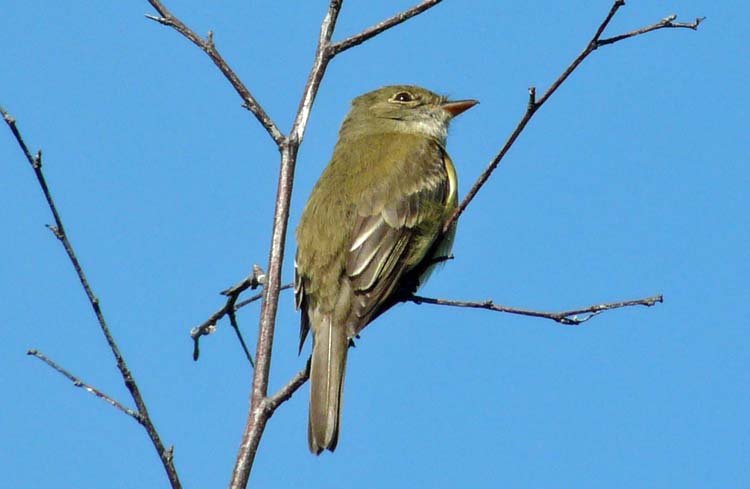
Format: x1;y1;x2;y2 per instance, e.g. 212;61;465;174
229;2;342;486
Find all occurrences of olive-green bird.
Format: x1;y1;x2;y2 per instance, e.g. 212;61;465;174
295;85;477;454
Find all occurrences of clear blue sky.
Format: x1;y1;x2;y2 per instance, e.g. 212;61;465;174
3;1;747;488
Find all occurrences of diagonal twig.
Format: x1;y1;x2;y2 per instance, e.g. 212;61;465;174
266;359;311;412
191;265;272;363
28;349;141;420
329;0;443;56
2;106;182;489
190;282;294;359
444;3;703;233
144;1;284;145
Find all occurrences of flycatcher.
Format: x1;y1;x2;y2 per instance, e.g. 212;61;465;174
295;85;477;454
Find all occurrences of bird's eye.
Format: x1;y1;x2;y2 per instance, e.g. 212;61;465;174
393;91;414;103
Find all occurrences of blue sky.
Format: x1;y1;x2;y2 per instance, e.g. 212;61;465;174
3;1;748;488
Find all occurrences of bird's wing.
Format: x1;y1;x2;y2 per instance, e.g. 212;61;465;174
345;142;451;335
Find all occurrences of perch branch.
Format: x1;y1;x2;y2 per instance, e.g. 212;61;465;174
233;293;665;416
409;294;664;325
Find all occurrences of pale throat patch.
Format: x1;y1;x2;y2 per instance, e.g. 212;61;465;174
396;116;449;143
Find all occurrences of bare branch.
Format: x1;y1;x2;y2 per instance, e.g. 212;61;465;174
329;0;443;56
190;283;294;357
2;107;182;489
229;1;343;483
598;15;704;47
27;349;141;421
191;265;270;363
444;2;703;233
144;0;284;145
409;294;664;325
266;360;311;412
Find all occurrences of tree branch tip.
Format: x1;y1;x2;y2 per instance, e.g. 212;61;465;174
527;87;537;109
220;265;266;297
192;337;201;361
252;264;267;287
144;14;168;24
45;224;63;239
664;15;704;30
192;322;217;338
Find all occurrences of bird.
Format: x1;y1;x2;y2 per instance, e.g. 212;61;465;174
295;85;477;454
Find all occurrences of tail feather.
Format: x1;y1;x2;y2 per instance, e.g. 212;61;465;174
308;313;349;454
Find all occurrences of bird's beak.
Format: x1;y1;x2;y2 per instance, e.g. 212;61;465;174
441;99;479;118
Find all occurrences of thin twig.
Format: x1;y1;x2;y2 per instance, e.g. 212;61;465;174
409;294;664;325
598;15;704;47
2;107;182;489
192;265;271;363
443;4;703;233
27;349;142;420
144;1;284;145
329;0;443;55
190;283;294;356
266;360;311;412
226;297;255;367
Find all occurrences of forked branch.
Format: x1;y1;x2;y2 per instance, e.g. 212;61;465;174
145;0;284;144
2;107;182;489
444;6;703;232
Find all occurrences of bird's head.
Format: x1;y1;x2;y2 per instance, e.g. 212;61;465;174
342;85;477;142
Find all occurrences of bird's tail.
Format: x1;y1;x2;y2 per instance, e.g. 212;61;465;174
308;313;349;454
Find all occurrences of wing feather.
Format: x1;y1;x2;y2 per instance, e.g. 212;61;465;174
296;133;455;344
344;147;450;334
